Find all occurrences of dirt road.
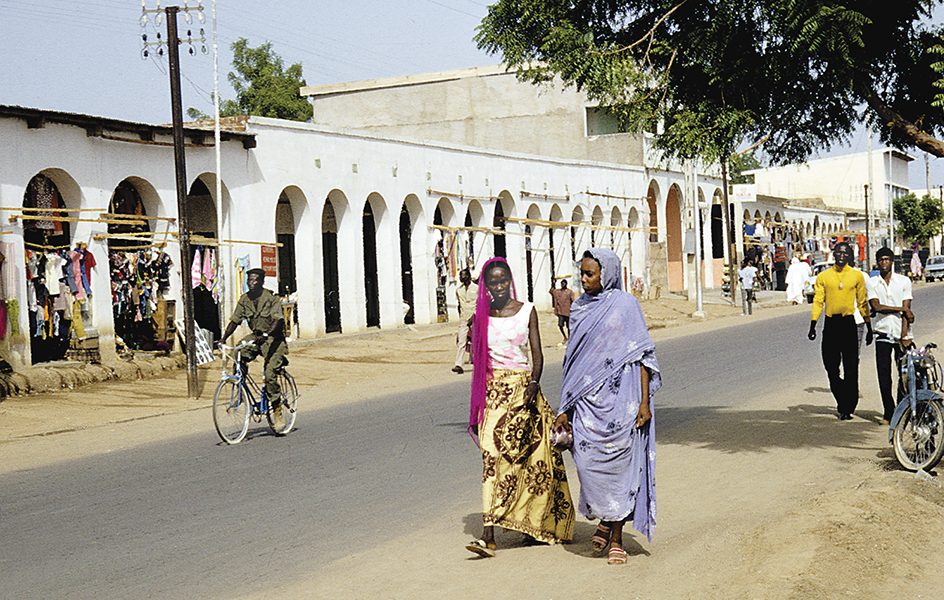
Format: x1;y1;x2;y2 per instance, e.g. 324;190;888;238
3;291;944;599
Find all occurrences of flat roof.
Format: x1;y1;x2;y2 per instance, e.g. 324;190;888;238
0;105;256;149
299;64;512;99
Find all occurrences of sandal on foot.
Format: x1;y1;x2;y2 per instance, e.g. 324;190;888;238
591;523;611;551
607;546;627;565
465;539;496;558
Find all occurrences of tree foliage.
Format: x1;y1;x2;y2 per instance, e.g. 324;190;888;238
894;192;944;246
729;152;762;184
187;38;312;122
475;0;944;163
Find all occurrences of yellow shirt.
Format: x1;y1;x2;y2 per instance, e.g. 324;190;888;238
811;265;870;322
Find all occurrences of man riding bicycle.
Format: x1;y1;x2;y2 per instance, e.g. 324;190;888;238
218;268;287;412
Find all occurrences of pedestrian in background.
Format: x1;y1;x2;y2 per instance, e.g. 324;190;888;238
785;256;810;305
738;259;758;315
555;248;661;565
868;247;915;423
453;268;477;374
808;241;873;420
549;278;575;345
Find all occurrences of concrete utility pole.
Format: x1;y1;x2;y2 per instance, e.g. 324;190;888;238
721;159;737;305
685;159;705;315
142;2;207;398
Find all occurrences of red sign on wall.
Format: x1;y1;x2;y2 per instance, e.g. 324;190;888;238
261;245;278;279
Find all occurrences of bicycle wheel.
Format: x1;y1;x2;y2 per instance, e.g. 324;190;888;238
213;379;250;444
893;399;944;471
267;370;298;435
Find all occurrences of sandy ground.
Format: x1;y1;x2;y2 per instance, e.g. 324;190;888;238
4;290;944;599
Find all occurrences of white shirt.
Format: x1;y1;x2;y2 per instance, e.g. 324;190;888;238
738;266;758;290
867;273;913;340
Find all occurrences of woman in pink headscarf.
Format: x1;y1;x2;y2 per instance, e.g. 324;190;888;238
464;257;574;558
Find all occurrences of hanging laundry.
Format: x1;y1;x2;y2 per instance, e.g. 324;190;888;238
234;255;250;294
191;248;203;289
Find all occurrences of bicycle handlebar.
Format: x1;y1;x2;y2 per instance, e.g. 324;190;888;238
218;340;257;364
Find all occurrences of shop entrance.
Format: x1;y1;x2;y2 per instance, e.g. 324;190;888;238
322;200;341;333
363;201;380;328
23;173;72;364
187;179;221;342
399;204;414;324
107;179;175;352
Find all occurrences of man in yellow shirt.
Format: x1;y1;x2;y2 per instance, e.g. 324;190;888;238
808;242;873;420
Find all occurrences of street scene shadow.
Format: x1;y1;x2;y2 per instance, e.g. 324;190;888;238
459;513;647;560
656;403;888;454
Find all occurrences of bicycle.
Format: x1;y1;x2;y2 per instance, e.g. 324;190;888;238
889;342;944;471
213;340;298;444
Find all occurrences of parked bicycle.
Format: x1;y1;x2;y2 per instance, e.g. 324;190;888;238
889;342;944;471
213;340;298;444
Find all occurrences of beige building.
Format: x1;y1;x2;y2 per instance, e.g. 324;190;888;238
301;66;730;295
301;65;652;168
748;149;912;214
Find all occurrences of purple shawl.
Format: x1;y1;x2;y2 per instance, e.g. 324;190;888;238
560;248;661;414
468;257;518;444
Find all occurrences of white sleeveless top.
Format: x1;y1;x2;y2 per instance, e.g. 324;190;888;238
487;301;533;370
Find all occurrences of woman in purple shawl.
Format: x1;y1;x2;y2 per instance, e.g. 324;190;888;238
554;248;661;565
465;257;574;558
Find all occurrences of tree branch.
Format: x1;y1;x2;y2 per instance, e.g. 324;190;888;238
857;82;944;158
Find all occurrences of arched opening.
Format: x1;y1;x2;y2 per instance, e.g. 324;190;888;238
590;206;603;247
711;191;725;259
23;172;73;364
571;206;585;263
493;200;506;258
399;202;415;324
647;182;660;242
549;204;563;280
276;192;297;297
628;206;642;281
108;178;175;352
322;198;341;333
665;184;683;291
363;199;380;328
434;198;456;322
525;203;541;302
107;180;149;249
186;178;221;342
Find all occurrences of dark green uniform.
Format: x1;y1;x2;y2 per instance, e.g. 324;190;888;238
230;288;288;399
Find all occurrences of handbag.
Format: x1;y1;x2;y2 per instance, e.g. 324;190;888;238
549;426;573;450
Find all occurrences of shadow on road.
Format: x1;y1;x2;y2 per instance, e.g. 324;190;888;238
656;403;889;454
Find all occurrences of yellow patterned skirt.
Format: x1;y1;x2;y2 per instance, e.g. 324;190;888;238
480;369;575;543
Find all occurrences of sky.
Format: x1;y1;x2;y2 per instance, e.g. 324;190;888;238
1;0;942;188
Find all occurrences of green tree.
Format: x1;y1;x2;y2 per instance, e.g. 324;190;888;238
187;38;312;122
894;192;944;246
729;152;762;185
475;0;944;163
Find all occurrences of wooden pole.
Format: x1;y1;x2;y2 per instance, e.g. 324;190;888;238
167;6;199;398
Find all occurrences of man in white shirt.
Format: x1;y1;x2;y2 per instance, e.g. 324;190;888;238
867;247;915;423
738;260;758;315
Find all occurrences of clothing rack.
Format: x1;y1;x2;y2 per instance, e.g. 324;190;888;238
24;241;72;251
1;206;106;213
519;190;570;201
99;213;177;224
10;214;147;226
425;189;498;203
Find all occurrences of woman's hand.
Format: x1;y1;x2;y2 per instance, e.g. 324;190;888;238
636;400;652;428
525;379;540;404
553;412;571;433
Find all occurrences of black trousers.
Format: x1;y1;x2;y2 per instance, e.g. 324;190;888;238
875;339;905;421
822;315;859;415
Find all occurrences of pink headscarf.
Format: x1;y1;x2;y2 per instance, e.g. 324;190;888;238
468;257;518;445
